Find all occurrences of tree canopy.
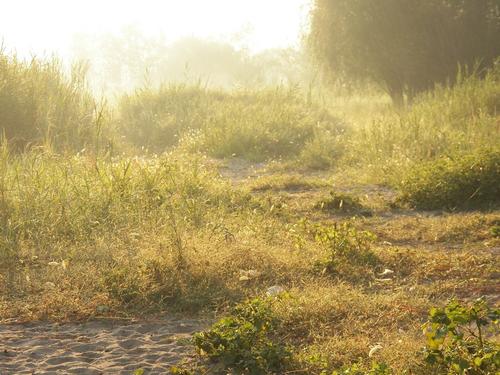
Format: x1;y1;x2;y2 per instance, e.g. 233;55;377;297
308;0;500;104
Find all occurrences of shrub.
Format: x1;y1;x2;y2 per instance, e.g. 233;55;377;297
193;298;291;374
397;149;500;210
307;221;378;278
423;298;500;374
118;84;344;161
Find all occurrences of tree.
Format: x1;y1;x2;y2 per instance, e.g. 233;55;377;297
308;0;500;105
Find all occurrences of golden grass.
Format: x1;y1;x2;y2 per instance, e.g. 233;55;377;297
0;51;499;373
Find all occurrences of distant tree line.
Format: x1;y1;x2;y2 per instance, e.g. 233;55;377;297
71;27;313;93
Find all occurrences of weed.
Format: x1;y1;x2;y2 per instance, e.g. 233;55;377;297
193;297;291;374
423;298;500;374
308;221;378;278
331;362;392;375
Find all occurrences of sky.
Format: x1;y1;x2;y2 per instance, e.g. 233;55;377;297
0;0;312;58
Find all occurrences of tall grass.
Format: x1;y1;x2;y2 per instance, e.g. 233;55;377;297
0;146;318;317
0;50;109;152
118;84;345;162
0;148;252;260
345;65;500;180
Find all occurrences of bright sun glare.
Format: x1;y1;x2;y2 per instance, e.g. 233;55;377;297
0;0;311;58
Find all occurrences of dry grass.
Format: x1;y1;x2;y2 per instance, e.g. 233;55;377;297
1;151;497;373
0;51;499;373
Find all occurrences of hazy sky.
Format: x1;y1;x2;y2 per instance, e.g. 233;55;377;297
0;0;312;58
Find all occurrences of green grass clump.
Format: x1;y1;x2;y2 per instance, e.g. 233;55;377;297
397;149;500;210
0;150;248;258
314;191;366;214
0;50;108;152
347;65;500;179
118;84;215;152
118;84;344;162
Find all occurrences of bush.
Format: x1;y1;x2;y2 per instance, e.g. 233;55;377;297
307;221;378;278
118;84;344;161
398;149;500;210
193;298;291;374
423;298;500;374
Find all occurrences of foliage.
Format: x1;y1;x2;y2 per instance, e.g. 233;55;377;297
397;149;500;210
309;0;500;102
298;128;345;170
0;50;109;152
344;65;500;185
307;221;378;277
118;84;344;161
423;298;500;374
73;29;312;93
193;298;291;374
491;225;500;238
309;0;500;104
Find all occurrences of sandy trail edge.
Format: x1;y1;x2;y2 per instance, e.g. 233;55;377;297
0;318;207;374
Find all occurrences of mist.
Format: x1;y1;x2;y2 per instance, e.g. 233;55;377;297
70;28;314;93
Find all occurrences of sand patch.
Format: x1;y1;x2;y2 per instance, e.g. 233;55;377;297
0;318;205;374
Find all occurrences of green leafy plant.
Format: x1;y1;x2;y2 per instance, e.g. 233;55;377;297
423;298;500;374
309;222;378;276
193;297;291;374
169;366;196;375
490;225;500;238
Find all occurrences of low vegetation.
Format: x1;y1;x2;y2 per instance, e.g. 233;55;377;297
314;191;368;214
119;85;345;163
0;48;499;374
176;297;499;374
346;65;500;183
397;149;500;210
0;50;108;152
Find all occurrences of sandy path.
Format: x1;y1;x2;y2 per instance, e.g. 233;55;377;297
0;318;205;374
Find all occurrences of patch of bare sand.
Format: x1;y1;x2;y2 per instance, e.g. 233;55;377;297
0;318;206;374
